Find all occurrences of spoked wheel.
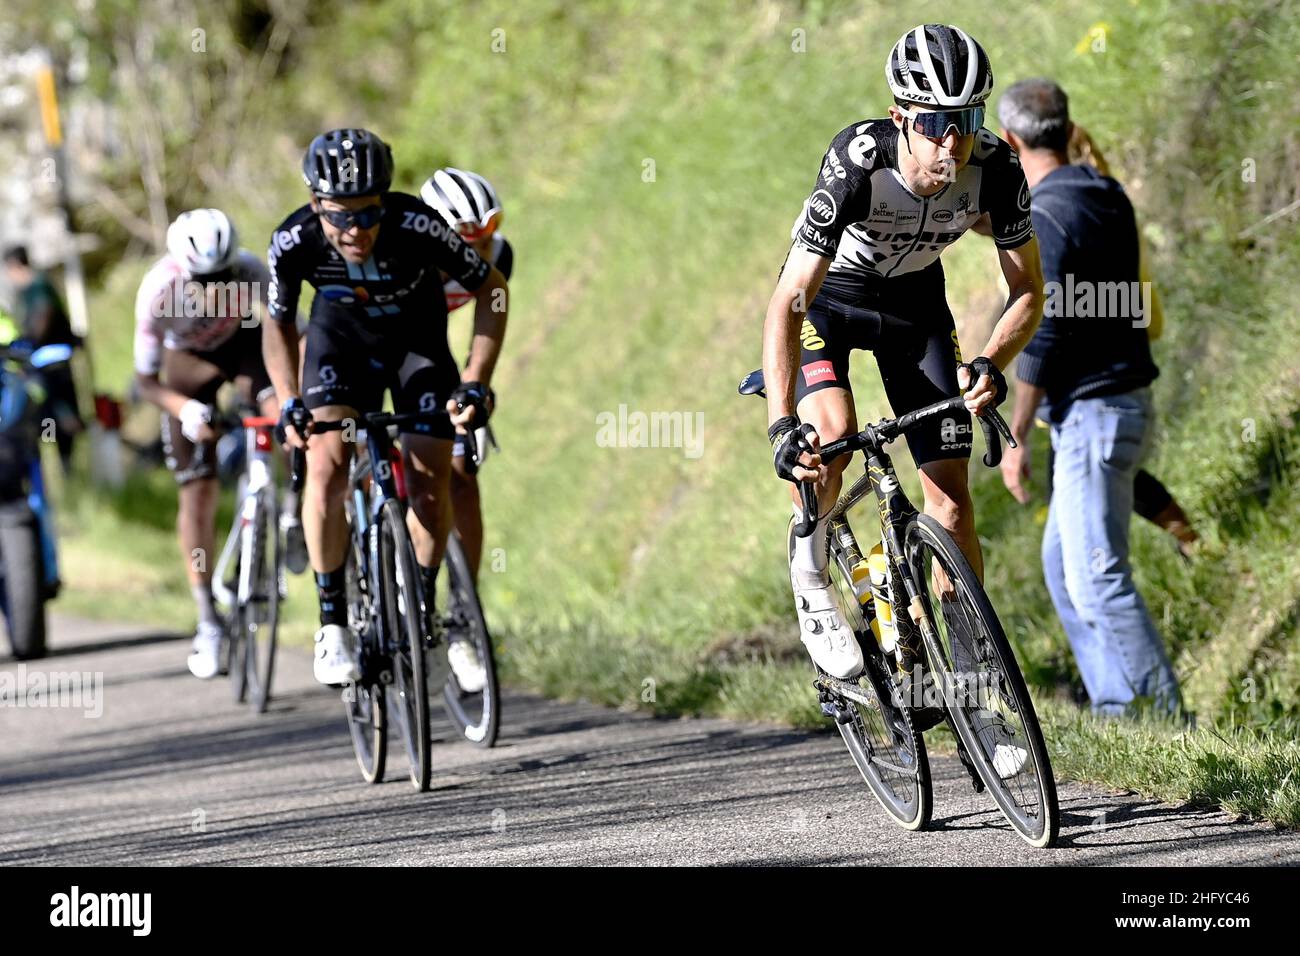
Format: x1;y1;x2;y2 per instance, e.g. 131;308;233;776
379;500;432;792
822;519;932;831
343;537;386;783
242;487;280;714
904;514;1059;848
439;532;500;748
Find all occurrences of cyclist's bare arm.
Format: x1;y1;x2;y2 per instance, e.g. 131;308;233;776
463;265;508;385
977;237;1044;372
970;212;994;237
134;371;195;419
262;317;301;407
763;245;831;426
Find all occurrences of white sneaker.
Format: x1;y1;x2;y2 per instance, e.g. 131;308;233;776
187;622;224;679
792;567;863;680
447;638;486;693
988;722;1030;779
313;624;361;685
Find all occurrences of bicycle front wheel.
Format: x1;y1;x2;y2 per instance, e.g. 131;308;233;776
379;499;432;792
439;532;501;748
820;518;932;830
904;514;1059;848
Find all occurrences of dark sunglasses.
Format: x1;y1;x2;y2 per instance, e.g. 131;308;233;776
317;204;385;231
899;105;985;138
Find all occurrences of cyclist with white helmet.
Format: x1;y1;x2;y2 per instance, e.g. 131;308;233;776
133;208;298;679
419;166;513;584
262;130;509;688
763;24;1044;683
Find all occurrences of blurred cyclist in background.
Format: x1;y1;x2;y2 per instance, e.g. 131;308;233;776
133;209;295;679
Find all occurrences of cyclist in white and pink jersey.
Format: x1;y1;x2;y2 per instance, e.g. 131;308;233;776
133;208;299;680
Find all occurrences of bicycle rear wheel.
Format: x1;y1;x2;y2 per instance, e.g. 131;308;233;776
817;518;932;830
439;532;501;747
904;514;1059;847
379;499;432;792
244;486;280;713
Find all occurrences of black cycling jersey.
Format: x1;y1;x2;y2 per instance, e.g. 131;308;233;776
792;119;1034;301
266;191;491;325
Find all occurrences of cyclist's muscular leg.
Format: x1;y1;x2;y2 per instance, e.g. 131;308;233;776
177;477;219;589
303;403;357;575
795;386;859;515
402;434;455;570
919;457;982;583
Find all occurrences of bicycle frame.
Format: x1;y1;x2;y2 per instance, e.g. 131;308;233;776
212;419;280;611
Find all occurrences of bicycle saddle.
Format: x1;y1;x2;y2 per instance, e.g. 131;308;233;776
737;368;766;397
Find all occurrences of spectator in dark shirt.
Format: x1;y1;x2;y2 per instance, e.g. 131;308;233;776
996;79;1180;717
3;246;82;470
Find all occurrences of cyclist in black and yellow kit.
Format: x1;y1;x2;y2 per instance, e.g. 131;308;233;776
763;24;1045;680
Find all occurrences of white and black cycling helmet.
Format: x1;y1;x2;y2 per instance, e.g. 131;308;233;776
886;24;993;109
302;128;394;198
166;208;239;276
420;167;502;239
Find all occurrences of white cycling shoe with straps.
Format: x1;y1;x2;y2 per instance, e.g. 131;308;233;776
791;566;864;680
313;624;361;685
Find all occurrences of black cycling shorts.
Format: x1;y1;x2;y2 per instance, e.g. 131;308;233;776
301;296;459;440
160;321;273;485
795;264;972;467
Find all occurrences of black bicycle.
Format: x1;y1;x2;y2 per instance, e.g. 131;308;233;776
741;369;1059;847
309;410;499;791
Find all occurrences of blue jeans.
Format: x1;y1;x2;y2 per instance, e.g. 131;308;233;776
1041;388;1180;716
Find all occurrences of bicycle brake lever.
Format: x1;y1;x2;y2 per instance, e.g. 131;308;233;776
793;472;819;538
978;413;1003;468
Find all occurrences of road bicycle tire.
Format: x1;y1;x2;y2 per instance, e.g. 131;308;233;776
245;486;280;714
343;529;386;784
818;519;932;831
0;510;47;660
904;514;1059;848
379;499;432;791
439;532;501;748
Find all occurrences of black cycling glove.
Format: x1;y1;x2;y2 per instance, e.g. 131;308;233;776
450;381;493;426
276;396;313;445
769;415;817;483
959;356;1008;406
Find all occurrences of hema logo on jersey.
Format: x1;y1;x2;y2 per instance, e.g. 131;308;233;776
801;360;836;386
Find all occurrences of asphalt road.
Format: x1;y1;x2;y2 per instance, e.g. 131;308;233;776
2;615;1296;866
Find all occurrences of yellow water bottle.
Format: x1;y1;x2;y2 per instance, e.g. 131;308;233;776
866;542;898;654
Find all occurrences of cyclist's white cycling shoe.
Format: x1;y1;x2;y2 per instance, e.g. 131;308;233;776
187;621;224;679
988;721;1030;779
313;624;361;685
792;567;863;680
447;638;486;693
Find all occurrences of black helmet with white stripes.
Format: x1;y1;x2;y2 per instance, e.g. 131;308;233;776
302;128;394;197
886;24;993;109
420;167;503;239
